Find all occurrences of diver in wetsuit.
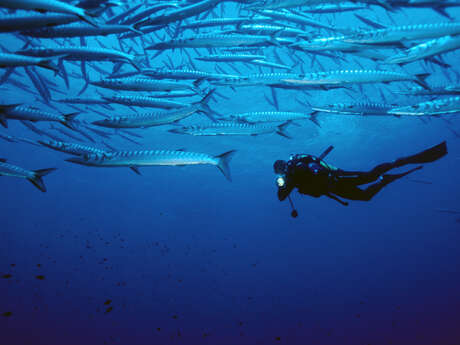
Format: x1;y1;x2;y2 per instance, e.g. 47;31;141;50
274;141;448;217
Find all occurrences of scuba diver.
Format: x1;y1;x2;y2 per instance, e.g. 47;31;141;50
274;141;448;218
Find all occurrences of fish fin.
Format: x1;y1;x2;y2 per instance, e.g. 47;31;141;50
354;14;386;29
61;112;80;129
37;58;59;74
215;150;236;182
0;68;14;85
79;12;99;28
57;59;69;89
28;168;57;193
130;166;141;175
77;80;90;96
0;115;8;128
309;111;321;127
415;73;431;90
128;25;143;35
102;141;117;151
433;6;451;19
276;122;292;139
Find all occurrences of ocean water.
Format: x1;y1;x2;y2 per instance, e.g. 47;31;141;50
1;2;460;345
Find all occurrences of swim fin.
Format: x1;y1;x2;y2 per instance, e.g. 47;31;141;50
380;166;423;185
398;141;448;165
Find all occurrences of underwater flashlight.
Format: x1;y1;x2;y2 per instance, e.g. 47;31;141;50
276;175;285;187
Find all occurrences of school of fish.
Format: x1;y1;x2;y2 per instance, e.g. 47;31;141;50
0;0;459;191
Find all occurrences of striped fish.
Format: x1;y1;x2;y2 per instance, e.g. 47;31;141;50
0;158;55;192
66;149;236;181
169;122;292;138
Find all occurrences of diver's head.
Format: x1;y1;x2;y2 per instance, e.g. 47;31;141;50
273;160;287;174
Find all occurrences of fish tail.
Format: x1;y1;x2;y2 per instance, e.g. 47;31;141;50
28;168;57;192
414;73;431;90
215;150;236;182
197;89;219;122
276;122;292;139
37;58;59;74
60;112;80;129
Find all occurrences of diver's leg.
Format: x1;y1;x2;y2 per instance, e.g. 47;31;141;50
336;141;447;185
333;166;423;201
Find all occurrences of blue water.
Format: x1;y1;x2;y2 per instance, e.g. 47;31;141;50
1;2;460;345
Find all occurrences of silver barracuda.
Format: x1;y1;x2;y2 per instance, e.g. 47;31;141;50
0;104;79;128
135;0;221;27
393;85;460;96
343;23;460;45
0;158;56;192
38;140;109;156
93;90;215;128
0;13;80;32
169;122;292;138
311;102;395;116
195;54;266;62
21;24;141;38
91;78;198;93
102;95;189;109
224;111;313;124
0;0;96;25
388;96;460;116
384;35;460;65
65;149;237;181
17;46;139;69
146;33;279;50
278;69;430;89
0;52;58;72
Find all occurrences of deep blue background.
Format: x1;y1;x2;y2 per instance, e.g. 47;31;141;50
1;2;460;344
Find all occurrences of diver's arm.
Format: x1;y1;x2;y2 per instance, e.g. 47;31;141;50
326;193;349;206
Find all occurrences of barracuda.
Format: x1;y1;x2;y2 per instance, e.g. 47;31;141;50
229;24;311;38
93;90;215;128
66;149;237;181
254;9;338;31
0;104;79;128
224;111;313;123
135;0;221;27
343;23;460;45
17;46;139;69
195;54;266;62
311;102;395;116
21;23;141;38
180;17;271;31
0;52;58;72
169;122;292;138
385;35;460;65
0;0;96;26
91;78;198;93
393;85;460;96
212;73;303;87
0;158;56;192
0;13;80;32
140;68;240;81
38;140;109;156
388;96;460;116
278;69;430;89
102;95;189;109
146;33;279;50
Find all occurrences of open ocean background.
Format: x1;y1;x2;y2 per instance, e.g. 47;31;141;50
1;2;460;344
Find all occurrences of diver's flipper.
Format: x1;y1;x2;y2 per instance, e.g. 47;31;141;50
380;166;423;185
319;145;334;160
398;141;448;165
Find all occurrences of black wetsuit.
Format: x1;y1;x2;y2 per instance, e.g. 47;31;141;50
277;141;448;205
